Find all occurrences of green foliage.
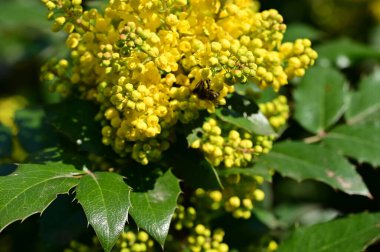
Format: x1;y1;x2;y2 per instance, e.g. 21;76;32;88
323;124;380;167
168;142;223;190
0;163;82;232
316;38;380;64
277;212;380;252
345;71;380;125
294;66;349;134
3;1;380;252
215;94;275;136
283;23;323;42
255;141;370;196
128;170;181;247
76;172;131;252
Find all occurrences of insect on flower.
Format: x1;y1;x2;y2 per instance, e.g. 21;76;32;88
192;79;220;102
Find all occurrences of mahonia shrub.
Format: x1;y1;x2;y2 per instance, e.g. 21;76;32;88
41;0;316;165
0;1;320;252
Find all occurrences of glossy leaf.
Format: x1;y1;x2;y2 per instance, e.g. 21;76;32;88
215;94;275;136
277;212;380;252
283;23;323;42
323;124;380;167
274;204;339;228
316;38;380;64
169;139;223;190
254;141;370;196
129;170;181;246
76;172;131;252
345;72;380;125
0;163;82;232
294;66;349;133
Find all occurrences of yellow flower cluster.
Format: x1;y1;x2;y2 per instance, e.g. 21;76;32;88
64;230;154;252
259;95;289;130
172;205;197;230
186;224;229;252
41;0;316;164
194;175;265;219
279;39;318;79
190;118;275;168
115;231;155;252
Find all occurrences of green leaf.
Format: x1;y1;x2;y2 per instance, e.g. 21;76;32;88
277;212;380;252
0;163;82;232
45;99;112;156
283;23;323;42
345;72;380;125
168;139;223;190
215;94;275;136
0;1;49;29
322;124;380;167
0;125;12;158
316;38;380;64
29;147;90;169
76;172;131;252
274;204;339;228
128;170;181;247
0;1;50;64
294;66;349;133
254;141;370;196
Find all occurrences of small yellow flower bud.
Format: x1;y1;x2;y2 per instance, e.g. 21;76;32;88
195;224;206;235
209;190;222;202
55;16;66;26
254;189;265;201
137;231;149;242
228;196;240;208
191;139;201;149
72;0;82;5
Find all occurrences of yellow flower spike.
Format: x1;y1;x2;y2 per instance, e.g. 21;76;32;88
41;0;316;165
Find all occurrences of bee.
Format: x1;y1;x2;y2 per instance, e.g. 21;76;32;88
192;79;220;102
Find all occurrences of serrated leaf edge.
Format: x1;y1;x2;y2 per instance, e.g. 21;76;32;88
262;151;370;197
0;183;79;233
